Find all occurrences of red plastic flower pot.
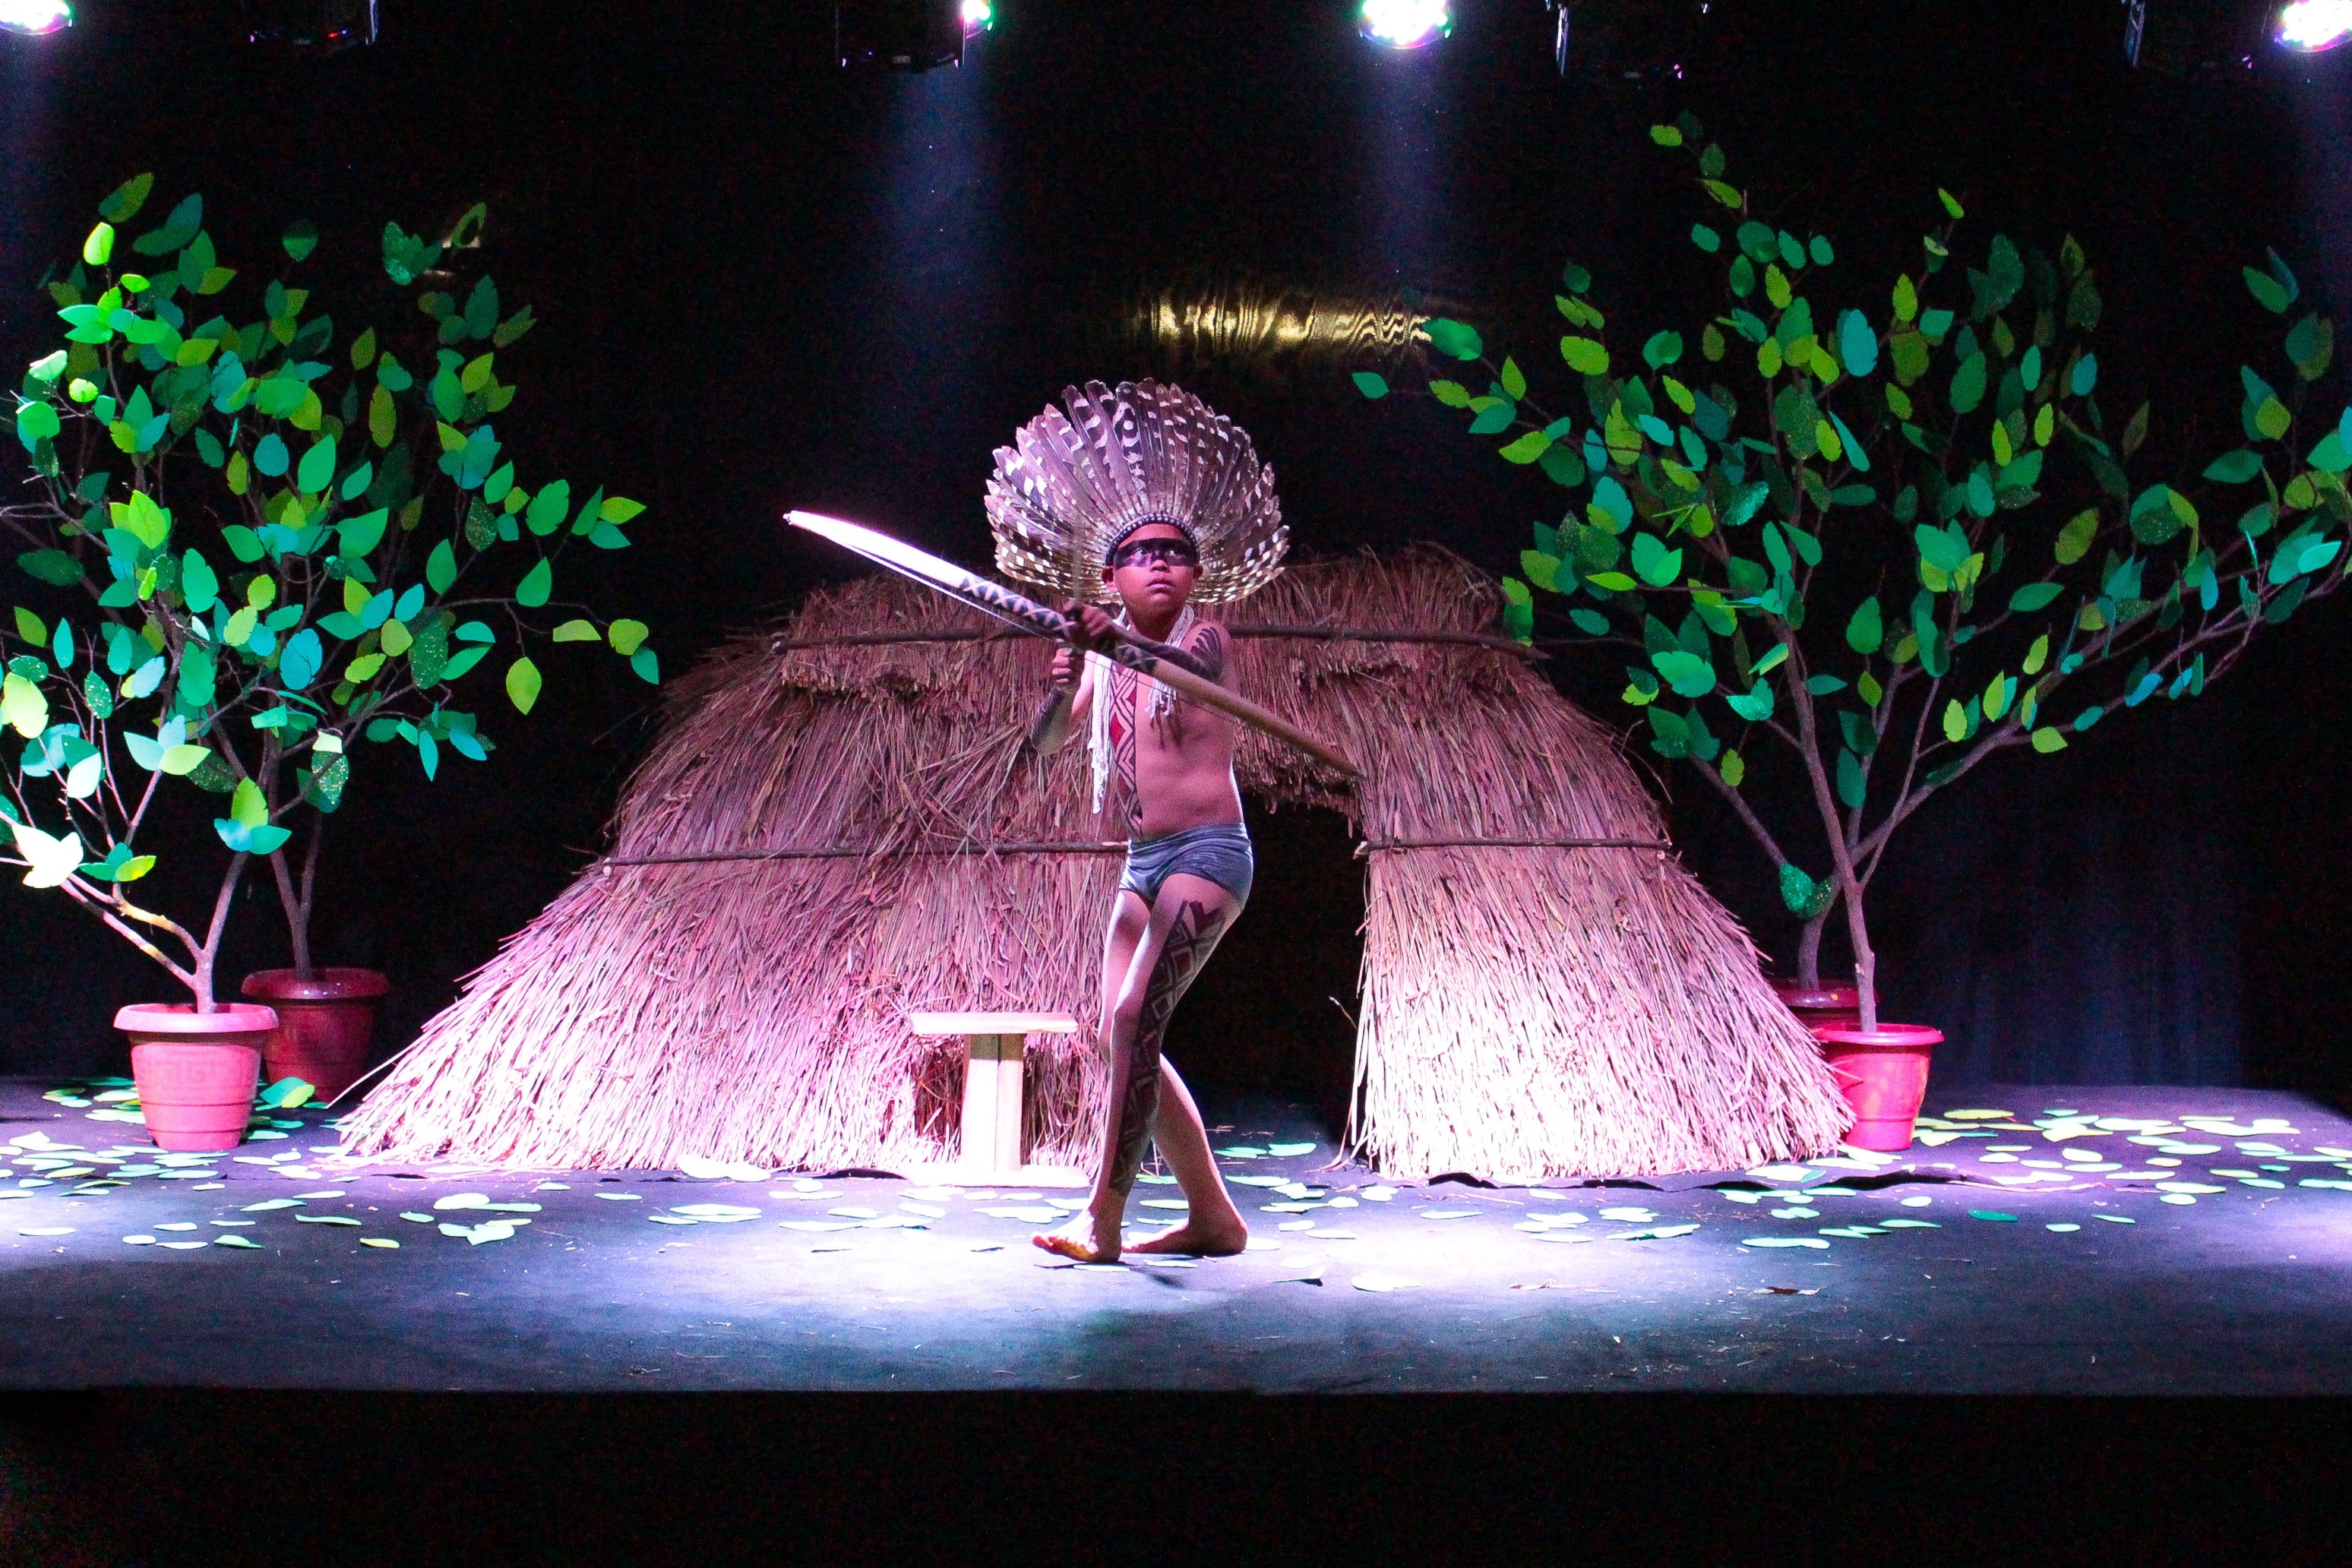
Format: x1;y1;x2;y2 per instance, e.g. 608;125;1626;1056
117;1003;278;1152
1769;977;1863;1032
1812;1023;1943;1152
241;968;391;1102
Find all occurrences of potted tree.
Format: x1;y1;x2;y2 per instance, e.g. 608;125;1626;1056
6;173;659;1120
1355;113;2347;1146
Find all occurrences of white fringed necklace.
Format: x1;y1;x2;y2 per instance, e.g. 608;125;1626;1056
1086;604;1195;815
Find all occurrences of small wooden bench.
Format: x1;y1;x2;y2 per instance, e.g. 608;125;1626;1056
906;1012;1085;1187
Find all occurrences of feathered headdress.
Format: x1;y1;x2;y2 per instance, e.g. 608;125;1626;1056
985;379;1287;605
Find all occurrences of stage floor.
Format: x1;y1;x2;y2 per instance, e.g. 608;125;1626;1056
2;1078;2348;1394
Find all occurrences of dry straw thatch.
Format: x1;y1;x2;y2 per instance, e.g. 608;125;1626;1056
340;548;1850;1178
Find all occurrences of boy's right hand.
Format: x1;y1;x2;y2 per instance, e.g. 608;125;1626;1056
1051;644;1080;690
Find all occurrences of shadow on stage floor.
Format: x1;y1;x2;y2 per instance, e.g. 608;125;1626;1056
3;1389;2347;1562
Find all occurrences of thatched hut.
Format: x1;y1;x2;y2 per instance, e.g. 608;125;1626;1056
340;549;1849;1179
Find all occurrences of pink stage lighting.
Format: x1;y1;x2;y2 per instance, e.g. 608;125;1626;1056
0;0;73;36
1361;0;1451;50
960;0;992;36
2278;0;2352;50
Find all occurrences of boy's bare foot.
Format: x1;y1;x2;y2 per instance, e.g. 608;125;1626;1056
1126;1212;1248;1257
1032;1213;1121;1263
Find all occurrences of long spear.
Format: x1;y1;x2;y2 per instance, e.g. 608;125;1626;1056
786;511;1360;777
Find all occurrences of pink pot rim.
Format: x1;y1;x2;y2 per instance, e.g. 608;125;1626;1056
1769;979;1860;1006
242;967;390;1003
1814;1023;1943;1049
116;1002;280;1032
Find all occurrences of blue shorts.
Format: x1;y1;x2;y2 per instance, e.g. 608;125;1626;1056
1119;822;1254;907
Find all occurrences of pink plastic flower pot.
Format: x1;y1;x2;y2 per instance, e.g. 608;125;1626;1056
1813;1023;1943;1152
1769;977;1863;1032
242;968;390;1102
118;1003;278;1152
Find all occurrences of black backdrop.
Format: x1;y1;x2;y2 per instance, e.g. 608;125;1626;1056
2;0;2347;1100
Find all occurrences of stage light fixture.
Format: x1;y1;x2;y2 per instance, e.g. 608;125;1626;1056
2276;0;2352;50
242;0;378;55
0;0;73;36
836;0;969;70
1361;0;1452;49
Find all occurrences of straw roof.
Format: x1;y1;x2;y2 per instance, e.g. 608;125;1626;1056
340;548;1849;1179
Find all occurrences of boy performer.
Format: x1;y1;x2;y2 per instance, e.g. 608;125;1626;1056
985;380;1289;1263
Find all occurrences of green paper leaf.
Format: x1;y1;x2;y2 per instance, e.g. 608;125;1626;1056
504;656;542;714
1560;337;1610;375
1422;318;1483;361
2203;449;2263;484
2008;581;2062;612
1497;430;1552;464
282;219;320;262
1351;371;1389;400
98;172;155;224
1845;596;1883;654
515;558;552;608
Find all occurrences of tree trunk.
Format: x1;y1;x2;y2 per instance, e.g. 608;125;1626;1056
190;850;254;1014
1797;912;1827;990
1845;880;1878;1030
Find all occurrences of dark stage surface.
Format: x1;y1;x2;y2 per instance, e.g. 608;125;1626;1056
4;1078;2348;1396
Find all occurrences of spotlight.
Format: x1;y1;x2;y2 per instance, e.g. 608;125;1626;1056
242;0;378;55
2277;0;2352;50
0;0;72;36
1361;0;1451;49
836;0;969;70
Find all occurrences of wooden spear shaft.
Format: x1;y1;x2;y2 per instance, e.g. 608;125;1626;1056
787;509;1361;777
1092;626;1361;777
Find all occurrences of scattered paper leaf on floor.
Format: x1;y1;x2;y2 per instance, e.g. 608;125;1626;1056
780;1220;861;1231
158;1240;209;1250
2160;1193;2199;1205
1244;1237;1282;1250
648;1215;697;1226
678;1157;732;1179
1266;1143;1317;1156
827;1206;879;1219
980;1206;1060;1222
2094;1213;2138;1223
1351;1272;1419;1292
1616;1224;1700;1241
1361;1186;1396;1202
212;1234;262;1249
1943;1109;2014;1121
1879;1219;1941;1228
595;1192;642;1201
673;1204;760;1219
297;1215;362;1225
122;1234;155;1245
1968;1210;2019;1222
1598;1207;1658;1222
1741;1237;1829;1249
242;1199;302;1212
359;1238;399;1249
1421;1209;1481;1220
154;1222;197;1231
293;1190;345;1200
19;1227;73;1236
400;1212;436;1223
